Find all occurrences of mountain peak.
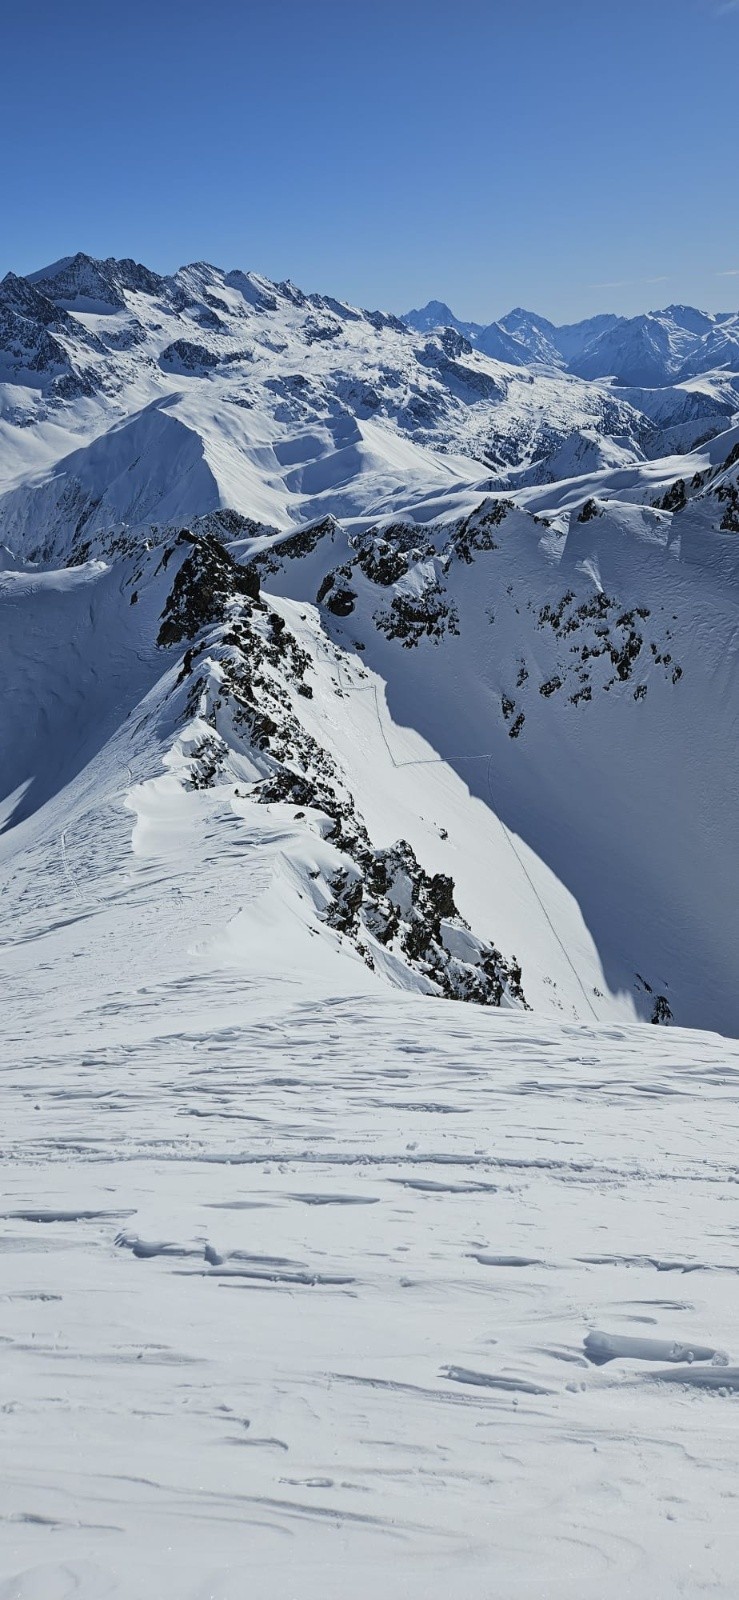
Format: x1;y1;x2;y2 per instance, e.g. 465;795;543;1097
26;252;165;310
402;299;474;335
499;307;557;334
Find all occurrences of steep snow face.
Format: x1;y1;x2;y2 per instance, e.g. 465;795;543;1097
0;403;223;563
496;307;564;366
568;311;703;387
552;312;624;363
566;305;739;385
0;528;528;1010
251;446;739;1035
0;272;103;396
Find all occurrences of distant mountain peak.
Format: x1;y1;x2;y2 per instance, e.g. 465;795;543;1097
500;306;557;333
402;299;473;335
27;251;165;310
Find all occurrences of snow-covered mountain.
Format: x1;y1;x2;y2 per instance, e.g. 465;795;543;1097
2;253;737;561
3;252;739;1599
404;296;739;388
1;249;739;1034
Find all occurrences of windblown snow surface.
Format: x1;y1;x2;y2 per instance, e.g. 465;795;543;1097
2;255;739;1599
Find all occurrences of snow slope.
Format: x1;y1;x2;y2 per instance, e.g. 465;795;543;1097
250;457;739;1034
2;690;739;1598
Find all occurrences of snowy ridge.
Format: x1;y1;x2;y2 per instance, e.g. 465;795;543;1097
2;252;739;1599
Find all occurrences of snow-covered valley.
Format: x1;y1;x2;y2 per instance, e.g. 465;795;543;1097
2;253;739;1598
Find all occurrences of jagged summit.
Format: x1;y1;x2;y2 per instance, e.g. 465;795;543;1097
27;250;166;308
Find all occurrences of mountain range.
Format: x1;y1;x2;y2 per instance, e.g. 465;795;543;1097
403;297;739;388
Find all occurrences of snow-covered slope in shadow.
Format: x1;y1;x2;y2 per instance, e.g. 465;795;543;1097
253;450;739;1033
0;402;222;563
0;555;163;828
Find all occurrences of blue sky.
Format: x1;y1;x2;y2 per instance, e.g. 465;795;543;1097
2;0;738;323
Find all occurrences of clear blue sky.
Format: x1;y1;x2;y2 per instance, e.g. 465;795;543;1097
2;0;738;324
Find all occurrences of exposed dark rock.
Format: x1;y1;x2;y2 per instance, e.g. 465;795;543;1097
438;327;473;358
328;840;527;1007
186;734;226;790
446;499;512;564
163;564;526;1012
318;571;357;616
375;587;460;647
716;480;739;533
578;498;601;522
157;532;260;647
353;535;419;586
257;516;340;576
303;317;342;344
659;478;686;513
159;339;219;372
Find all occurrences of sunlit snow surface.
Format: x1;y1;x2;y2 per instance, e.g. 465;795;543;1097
2;737;739;1599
